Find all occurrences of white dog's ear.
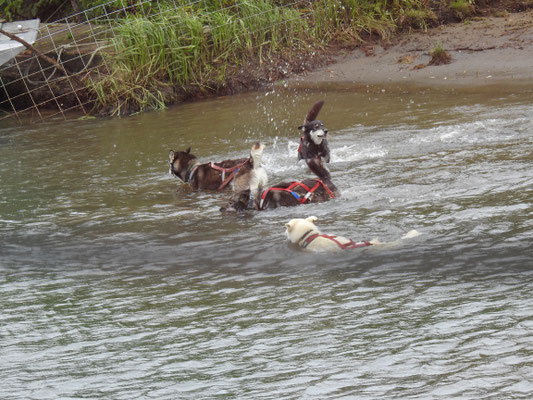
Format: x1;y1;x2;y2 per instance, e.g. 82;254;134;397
306;216;318;223
285;221;294;232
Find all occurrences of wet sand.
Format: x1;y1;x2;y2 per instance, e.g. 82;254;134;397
287;10;533;89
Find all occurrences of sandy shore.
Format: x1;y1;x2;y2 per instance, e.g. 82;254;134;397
287;10;533;89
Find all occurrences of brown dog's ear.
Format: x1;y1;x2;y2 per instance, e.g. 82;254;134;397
169;150;175;161
186;147;191;154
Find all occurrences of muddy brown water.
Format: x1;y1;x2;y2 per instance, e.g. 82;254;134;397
1;84;532;399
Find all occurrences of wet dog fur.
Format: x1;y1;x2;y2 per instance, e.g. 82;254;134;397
285;216;421;252
221;158;338;212
169;142;267;191
298;100;331;163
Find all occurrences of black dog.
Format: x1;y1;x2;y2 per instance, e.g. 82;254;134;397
297;100;331;163
221;158;338;212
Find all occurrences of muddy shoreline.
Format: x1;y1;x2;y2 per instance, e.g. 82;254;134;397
286;9;533;91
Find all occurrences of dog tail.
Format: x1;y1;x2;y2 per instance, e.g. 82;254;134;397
304;100;324;124
370;229;422;247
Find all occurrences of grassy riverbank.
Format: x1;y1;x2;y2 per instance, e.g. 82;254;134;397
90;0;442;116
6;0;524;117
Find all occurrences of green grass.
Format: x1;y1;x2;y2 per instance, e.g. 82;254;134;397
429;42;452;65
89;0;439;116
450;0;476;19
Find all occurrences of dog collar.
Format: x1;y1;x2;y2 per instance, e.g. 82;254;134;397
184;161;200;183
298;229;317;247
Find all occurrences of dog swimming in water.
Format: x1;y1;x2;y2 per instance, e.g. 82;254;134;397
169;142;267;192
221;158;337;212
297;100;331;164
285;216;421;252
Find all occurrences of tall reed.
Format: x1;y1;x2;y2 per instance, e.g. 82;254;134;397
90;0;436;115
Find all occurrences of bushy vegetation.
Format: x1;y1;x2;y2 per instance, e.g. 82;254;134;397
429;41;452;65
89;1;307;115
449;0;476;19
88;0;446;115
0;1;488;115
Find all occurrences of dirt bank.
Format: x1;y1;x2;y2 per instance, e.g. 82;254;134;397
285;9;533;90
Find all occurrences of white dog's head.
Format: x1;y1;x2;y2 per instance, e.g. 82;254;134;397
285;216;320;244
250;142;265;165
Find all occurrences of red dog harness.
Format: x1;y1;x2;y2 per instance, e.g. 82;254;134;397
297;137;304;157
258;179;335;210
210;158;250;190
303;234;372;250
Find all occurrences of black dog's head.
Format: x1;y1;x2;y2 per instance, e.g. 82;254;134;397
297;120;330;163
169;147;196;181
297;100;330;163
298;120;328;146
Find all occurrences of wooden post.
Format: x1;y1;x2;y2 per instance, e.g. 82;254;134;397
0;28;84;87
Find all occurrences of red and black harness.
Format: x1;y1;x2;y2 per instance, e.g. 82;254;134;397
300;230;372;250
257;179;335;210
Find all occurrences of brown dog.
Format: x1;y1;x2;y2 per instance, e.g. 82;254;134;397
169;142;266;191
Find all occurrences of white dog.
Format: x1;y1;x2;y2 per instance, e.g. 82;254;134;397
285;216;420;252
248;142;268;199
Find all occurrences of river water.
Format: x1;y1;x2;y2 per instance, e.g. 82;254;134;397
1;84;532;399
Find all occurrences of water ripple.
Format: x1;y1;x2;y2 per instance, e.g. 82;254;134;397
1;90;533;399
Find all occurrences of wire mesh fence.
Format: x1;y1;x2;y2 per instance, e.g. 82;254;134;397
0;0;311;125
0;0;151;124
